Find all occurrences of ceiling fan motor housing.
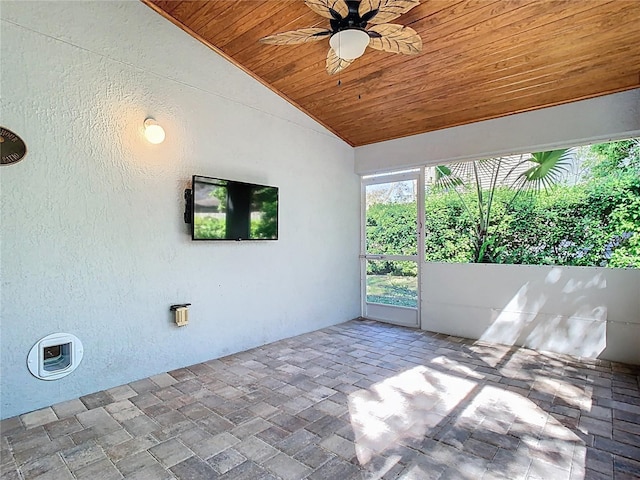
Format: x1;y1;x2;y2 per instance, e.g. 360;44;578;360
329;0;376;33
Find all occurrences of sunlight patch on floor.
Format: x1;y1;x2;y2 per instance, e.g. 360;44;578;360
349;365;585;478
348;365;476;465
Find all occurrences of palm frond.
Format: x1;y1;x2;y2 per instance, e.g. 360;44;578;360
434;165;463;190
513;149;573;192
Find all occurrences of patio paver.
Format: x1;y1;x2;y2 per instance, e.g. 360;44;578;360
1;319;639;479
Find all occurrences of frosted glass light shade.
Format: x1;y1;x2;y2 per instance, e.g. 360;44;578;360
144;118;165;144
329;29;370;60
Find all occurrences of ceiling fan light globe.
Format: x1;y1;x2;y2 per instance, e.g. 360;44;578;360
329;29;369;60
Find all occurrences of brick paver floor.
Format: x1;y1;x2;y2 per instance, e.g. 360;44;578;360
2;319;639;479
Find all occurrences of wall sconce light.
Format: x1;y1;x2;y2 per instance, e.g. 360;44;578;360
143;118;165;144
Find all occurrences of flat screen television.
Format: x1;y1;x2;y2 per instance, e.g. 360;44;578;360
185;175;278;241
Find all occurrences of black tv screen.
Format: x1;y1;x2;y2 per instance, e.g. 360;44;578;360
190;175;278;241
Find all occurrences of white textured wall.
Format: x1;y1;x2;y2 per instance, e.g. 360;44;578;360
0;1;360;419
422;263;640;364
355;89;640;174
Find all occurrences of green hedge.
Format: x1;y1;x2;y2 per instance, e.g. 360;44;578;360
367;141;640;270
423;174;640;267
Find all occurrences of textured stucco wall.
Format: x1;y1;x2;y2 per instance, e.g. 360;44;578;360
422;263;640;364
0;1;360;419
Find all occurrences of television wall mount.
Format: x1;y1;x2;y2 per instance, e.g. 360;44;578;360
183;188;192;224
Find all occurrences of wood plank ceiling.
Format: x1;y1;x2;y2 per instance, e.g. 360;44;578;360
143;0;640;147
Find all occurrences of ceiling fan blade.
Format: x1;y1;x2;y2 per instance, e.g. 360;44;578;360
359;0;420;24
305;0;349;20
260;28;332;45
368;24;422;54
326;48;354;75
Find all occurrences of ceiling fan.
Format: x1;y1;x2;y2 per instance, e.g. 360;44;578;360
259;0;422;75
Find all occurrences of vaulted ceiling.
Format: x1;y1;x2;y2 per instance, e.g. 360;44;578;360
143;0;640;147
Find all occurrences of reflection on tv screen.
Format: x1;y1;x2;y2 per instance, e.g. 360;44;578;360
192;176;278;241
